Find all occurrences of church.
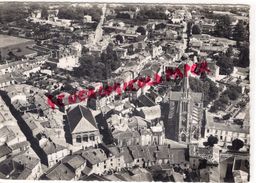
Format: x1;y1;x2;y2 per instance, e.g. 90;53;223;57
166;72;203;144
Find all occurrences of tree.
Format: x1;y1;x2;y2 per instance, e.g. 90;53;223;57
41;7;48;20
224;87;240;100
204;135;218;147
238;45;249;68
155;23;166;30
186;21;193;36
212;100;226;111
115;35;124;44
231;139;244;151
233;20;249;42
225;46;234;57
222;113;231;120
189;77;219;107
214;15;232;38
216;54;234;75
136;26;146;35
233;119;243;127
219;94;229;105
192;24;201;34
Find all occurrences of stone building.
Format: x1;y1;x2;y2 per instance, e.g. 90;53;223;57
67;105;102;148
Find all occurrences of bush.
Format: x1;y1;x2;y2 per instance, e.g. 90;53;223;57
204;135;218;147
192;24;201;34
219;94;229;105
224;87;240;100
223;113;231;120
231;138;244;151
233;119;243;126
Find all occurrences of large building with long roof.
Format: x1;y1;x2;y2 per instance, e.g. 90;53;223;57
166;72;203;144
67;105;102;148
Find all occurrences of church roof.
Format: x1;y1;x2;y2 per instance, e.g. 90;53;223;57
67;105;98;134
168;91;203;103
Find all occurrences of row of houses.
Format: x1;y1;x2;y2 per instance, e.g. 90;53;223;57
41;144;187;180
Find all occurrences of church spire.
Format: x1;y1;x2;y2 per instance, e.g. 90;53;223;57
183;63;190;98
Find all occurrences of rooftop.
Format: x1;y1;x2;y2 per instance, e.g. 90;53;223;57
67;105;98;134
45;163;75;180
206;111;249;133
81;148;107;165
63;155;85;170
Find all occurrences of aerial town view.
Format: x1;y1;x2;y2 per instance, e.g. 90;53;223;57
0;2;250;182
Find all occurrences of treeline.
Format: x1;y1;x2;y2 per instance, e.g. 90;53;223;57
0;3;29;24
189;77;219;107
115;5;170;20
73;43;121;81
57;5;102;22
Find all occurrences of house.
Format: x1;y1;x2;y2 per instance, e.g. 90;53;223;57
0;74;15;88
126;145;187;168
0;126;28;153
80;148;108;175
67;105;102;148
0;145;12;162
205;111;250;149
38;136;69;167
165;30;178;40
0;154;42;180
113;131;140;147
136;105;161;121
120;146;134;168
150;122;165;145
206;60;220;82
128;146;146;167
62;155;86;179
13;154;42;180
150;45;163;58
31;10;42;19
232;156;249;182
154;146;186;165
189;37;203;48
99;144;126;172
42;162;75;180
83;15;92;23
57;55;79;71
189;143;220;169
200;165;220;182
137;94;156;107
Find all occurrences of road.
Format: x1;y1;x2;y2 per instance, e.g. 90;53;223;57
93;4;107;45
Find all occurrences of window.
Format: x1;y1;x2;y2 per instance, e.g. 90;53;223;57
207;129;209;133
76;135;82;143
83;135;88;142
181;134;186;142
89;135;95;141
137;159;139;163
220;136;223;140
